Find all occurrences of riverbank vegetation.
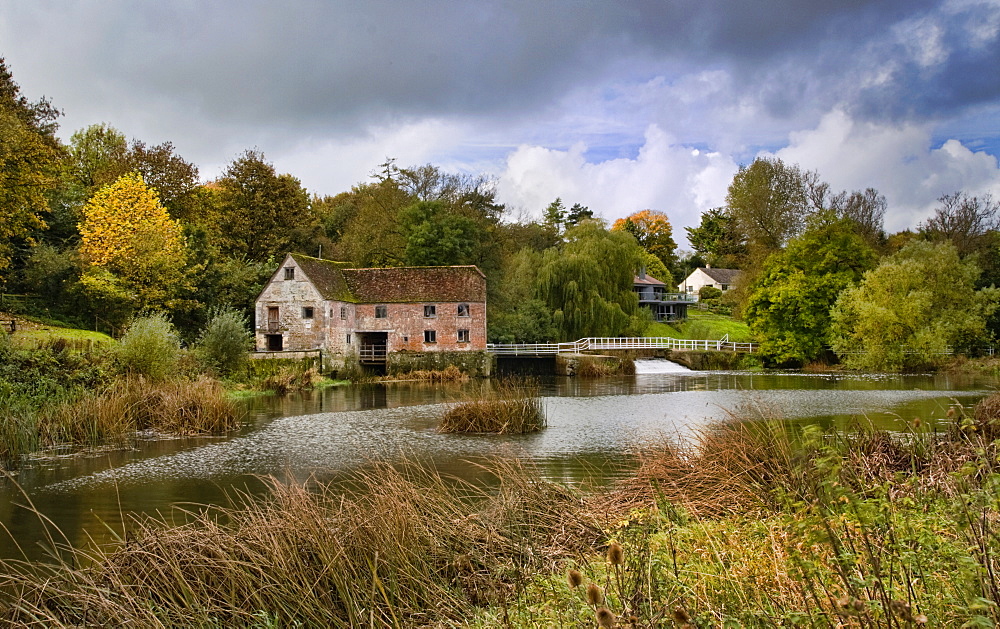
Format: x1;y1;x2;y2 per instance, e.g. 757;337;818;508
0;311;250;465
439;378;545;434
5;396;1000;626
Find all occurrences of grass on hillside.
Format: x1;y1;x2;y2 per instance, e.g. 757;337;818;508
10;327;114;350
646;310;753;343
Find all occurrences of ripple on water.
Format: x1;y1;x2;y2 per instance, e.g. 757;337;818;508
43;387;986;492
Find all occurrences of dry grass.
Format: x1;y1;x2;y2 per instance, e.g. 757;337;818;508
260;366;320;394
576;355;635;378
40;376;242;447
383;365;469;382
439;379;546;434
0;460;600;628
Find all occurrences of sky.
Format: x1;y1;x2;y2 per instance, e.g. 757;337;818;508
2;0;1000;246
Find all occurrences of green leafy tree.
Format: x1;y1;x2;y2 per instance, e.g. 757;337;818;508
0;59;63;282
543;198;566;236
336;179;410;267
401;200;481;266
488;248;557;343
830;240;999;371
535;221;645;340
745;213;876;365
216;150;314;261
685;208;747;267
726;157;810;258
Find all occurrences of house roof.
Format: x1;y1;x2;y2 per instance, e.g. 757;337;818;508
288;254;486;303
698;267;742;284
633;274;667;287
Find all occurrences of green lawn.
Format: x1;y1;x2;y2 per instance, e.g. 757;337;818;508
645;309;754;342
8;324;115;349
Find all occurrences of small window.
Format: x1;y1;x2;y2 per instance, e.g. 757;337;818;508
346;333;351;344
284;267;295;280
457;303;470;317
424;304;436;318
424;330;436;343
302;307;314;319
721;284;729;291
375;305;387;318
457;329;470;343
340;306;347;319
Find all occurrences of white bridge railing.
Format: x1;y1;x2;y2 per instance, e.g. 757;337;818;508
487;335;757;356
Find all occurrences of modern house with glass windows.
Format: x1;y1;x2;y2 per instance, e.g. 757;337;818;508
254;253;489;375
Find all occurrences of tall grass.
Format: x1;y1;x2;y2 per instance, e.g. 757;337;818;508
0;460;598;627
439;379;546;434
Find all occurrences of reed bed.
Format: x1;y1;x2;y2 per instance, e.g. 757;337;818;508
382;365;469;382
0;460;600;628
439;379;545;434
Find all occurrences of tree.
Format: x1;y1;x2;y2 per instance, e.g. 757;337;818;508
725;157;810;258
78;173;191;319
611;209;678;270
685;208;747;267
535;221;646;340
830;241;999;371
336;179;410;267
68;124;199;219
744;213;876;365
920;191;1000;258
565;203;593;227
215;150;315;261
543;198;566;236
0;59;63;282
400;200;481;266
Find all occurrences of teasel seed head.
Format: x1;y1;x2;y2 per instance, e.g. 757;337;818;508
567;568;583;589
586;582;605;607
595;607;615;628
607;541;624;566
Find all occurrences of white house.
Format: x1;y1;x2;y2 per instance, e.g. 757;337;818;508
678;267;742;295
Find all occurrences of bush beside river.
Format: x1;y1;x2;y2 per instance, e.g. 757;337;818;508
5;398;1000;626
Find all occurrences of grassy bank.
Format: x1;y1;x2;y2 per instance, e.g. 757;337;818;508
6;398;1000;626
647;310;753;343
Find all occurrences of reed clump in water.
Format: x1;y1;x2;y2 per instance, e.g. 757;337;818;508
40;376;243;447
439;378;545;434
0;460;599;628
382;365;469;382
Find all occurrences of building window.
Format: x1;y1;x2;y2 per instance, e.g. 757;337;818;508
375;305;387;318
424;304;436;318
346;333;351;345
284;267;295;280
424;330;436;343
340;306;347;319
457;303;470;317
721;284;729;291
302;307;314;319
458;329;470;343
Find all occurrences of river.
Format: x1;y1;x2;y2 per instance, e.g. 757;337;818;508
0;360;993;561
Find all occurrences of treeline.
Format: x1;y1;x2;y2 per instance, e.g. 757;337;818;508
5;57;998;367
0;59;681;344
686;157;1000;369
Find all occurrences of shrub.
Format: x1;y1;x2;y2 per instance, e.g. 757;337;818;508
699;285;723;300
195;307;252;376
116;313;181;381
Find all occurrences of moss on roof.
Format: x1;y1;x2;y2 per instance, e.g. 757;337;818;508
288;254;486;303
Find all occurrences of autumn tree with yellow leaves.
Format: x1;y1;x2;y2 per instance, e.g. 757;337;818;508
610;209;678;282
78;172;193;323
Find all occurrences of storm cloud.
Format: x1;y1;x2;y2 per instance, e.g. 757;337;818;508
2;0;999;237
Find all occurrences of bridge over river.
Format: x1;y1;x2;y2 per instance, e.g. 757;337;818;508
486;335;757;356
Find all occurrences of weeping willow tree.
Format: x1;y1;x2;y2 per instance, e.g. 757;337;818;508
536;220;647;340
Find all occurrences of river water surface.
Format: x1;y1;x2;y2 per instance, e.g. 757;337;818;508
0;360;994;560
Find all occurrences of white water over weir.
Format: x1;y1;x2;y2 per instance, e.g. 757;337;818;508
633;358;693;374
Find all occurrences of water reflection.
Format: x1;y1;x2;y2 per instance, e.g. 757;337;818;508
0;365;994;561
